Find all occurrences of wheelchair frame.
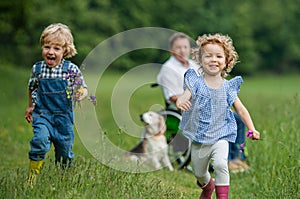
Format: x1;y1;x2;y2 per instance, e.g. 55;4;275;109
151;83;191;170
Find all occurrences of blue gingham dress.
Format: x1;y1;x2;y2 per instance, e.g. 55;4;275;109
179;69;243;145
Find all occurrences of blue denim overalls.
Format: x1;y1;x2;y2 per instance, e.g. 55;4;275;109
29;60;74;167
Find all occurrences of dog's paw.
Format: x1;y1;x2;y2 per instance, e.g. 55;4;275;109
129;155;139;162
168;165;174;171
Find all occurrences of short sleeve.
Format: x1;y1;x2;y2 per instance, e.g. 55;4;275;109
227;76;243;105
28;64;38;91
68;63;88;88
183;69;199;96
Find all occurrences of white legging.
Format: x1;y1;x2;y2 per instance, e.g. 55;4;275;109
191;140;229;186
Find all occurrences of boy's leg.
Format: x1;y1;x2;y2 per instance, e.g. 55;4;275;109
53;114;74;168
28;118;51;186
29;124;51;161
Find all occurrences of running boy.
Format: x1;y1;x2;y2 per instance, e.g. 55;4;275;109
25;23;88;186
176;33;260;198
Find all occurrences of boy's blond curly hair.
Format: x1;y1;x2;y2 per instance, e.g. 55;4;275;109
192;33;238;77
40;23;77;58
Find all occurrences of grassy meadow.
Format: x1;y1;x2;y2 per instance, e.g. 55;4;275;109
0;64;299;198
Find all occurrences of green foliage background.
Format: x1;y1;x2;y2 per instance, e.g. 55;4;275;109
1;0;300;74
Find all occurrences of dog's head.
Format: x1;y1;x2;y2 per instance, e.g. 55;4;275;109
140;111;166;135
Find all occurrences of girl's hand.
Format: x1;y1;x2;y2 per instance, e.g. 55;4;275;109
25;106;34;123
247;130;260;140
176;95;192;111
252;130;260;140
176;99;192;111
176;88;192;111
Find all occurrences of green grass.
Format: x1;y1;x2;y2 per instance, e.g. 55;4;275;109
0;65;299;198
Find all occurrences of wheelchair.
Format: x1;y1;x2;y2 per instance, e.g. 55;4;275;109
150;83;191;170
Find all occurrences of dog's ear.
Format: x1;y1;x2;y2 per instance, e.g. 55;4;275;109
159;115;166;133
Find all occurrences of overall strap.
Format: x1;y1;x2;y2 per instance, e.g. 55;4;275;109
62;59;71;73
34;61;43;76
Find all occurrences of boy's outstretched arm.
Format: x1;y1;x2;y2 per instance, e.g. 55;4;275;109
176;88;192;111
233;97;260;140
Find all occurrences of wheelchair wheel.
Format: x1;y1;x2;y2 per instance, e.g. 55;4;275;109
158;110;191;169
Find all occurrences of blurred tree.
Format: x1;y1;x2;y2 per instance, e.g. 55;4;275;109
0;0;120;68
250;0;300;73
0;0;299;74
0;1;32;63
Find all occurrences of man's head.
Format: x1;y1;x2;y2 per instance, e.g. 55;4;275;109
169;32;191;62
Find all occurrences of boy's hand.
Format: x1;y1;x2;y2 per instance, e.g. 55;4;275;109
25;107;34;123
74;87;88;101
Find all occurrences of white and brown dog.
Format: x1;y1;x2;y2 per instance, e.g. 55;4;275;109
126;111;174;171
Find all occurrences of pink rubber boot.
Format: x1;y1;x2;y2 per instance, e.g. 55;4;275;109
197;178;215;199
215;186;229;199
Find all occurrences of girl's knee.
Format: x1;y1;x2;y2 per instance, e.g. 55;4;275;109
213;159;228;172
194;170;211;182
213;159;230;185
195;173;211;186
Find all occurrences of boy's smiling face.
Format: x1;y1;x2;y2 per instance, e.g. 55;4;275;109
42;42;64;67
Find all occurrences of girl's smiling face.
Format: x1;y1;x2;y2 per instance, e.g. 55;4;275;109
200;43;226;76
42;42;64;67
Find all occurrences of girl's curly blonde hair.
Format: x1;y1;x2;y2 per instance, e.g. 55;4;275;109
40;23;77;58
192;33;238;77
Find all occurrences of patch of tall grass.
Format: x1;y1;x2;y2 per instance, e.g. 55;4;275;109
0;156;184;198
0;65;299;198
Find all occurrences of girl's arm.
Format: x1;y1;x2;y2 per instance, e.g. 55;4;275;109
25;90;34;123
233;97;260;140
176;88;192;111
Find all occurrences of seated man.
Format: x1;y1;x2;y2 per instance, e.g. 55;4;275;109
157;32;199;111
